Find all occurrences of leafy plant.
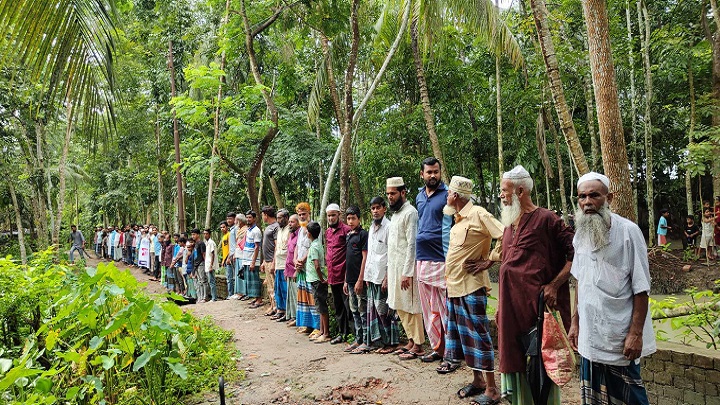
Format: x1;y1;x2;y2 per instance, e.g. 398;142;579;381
0;252;239;404
651;282;720;350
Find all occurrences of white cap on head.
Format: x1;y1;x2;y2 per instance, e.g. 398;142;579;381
577;172;610;190
386;177;405;188
326;203;341;213
503;165;531;180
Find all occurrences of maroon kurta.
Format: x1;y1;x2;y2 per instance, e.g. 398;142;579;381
325;222;351;285
497;207;574;373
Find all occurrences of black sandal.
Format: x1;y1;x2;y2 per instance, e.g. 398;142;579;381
457;383;486;399
420;351;443;362
469;394;501;405
436;361;460;374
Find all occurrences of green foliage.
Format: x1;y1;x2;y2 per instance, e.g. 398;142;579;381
0;251;239;404
651;282;720;350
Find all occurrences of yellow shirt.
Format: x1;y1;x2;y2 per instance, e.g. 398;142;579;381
445;201;504;298
221;232;230;261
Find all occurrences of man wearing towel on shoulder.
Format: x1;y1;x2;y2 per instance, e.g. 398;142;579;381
568;172;655;405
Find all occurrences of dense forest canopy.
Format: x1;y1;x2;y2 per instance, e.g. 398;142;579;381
2;0;720;258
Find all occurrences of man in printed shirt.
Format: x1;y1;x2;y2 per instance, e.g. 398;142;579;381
568;172;655;405
325;203;352;345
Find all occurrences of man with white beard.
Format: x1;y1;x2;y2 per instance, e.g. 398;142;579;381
568;172;655;405
496;165;574;405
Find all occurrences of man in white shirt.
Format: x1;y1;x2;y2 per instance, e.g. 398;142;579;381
363;196;399;354
568;172;655;405
204;228;219;302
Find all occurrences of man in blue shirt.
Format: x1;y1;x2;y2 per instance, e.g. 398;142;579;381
415;157;452;363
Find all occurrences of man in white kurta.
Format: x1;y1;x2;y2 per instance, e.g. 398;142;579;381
385;176;425;359
568;172;655;405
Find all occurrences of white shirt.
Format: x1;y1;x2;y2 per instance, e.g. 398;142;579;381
387;202;421;313
570;213;656;366
274;225;290;270
205;238;219;272
242;225;263;266
364;217;390;285
296;225;311;261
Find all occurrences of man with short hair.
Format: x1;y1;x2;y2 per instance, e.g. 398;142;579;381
415;157;451;362
261;206;279;315
385;177;425;359
94;227;103;259
325;203;353;345
295;202;320;335
497;165;574;404
191;229;209;303
284;214;301;326
344;205;370;354
437;176;504;404
68;225;86;263
568;172;655;404
272;209;291;321
204;228;219;301
244;211;264;307
224;212;237;298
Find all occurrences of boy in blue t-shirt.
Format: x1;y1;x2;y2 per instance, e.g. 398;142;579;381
658;208;671;246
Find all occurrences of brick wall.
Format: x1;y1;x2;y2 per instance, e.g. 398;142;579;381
641;341;720;405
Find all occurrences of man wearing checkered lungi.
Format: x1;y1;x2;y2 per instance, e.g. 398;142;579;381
438;176;504;405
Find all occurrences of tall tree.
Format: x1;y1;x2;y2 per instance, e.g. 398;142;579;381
582;0;636;221
625;0;639;218
638;0;655;243
168;40;187;233
531;0;589;175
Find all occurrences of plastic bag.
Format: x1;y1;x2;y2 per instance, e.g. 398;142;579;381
541;309;576;386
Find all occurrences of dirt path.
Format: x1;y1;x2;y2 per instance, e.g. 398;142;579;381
89;258;581;404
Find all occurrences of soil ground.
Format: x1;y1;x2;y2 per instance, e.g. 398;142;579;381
87;257;580;405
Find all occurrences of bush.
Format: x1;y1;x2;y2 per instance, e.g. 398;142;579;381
0;249;239;404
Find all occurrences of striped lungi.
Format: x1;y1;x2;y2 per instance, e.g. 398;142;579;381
416;261;447;351
286;277;298;319
245;265;262;298
366;282;400;347
296;272;320;330
444;287;494;372
580;357;649;405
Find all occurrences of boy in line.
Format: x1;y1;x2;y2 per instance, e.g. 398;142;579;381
305;222;330;343
344;206;370;354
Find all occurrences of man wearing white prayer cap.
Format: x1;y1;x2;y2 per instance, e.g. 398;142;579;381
324;202;353;344
385;176;426;359
568;172;655;404
496;165;575;404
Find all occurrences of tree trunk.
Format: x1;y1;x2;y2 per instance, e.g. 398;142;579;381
531;0;590;175
626;1;639;219
340;0;361;210
155;109;166;230
582;0;636;221
8;181;27;264
686;62;696;215
411;15;449;184
53;102;74;246
583;73;598;171
542;106;568;221
240;0;280;215
496;55;504;175
639;0;655;243
269;175;283;209
710;0;720;198
168;40;186;233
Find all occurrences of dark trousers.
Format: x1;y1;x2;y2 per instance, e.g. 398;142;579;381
330;283;351;338
153;255;161;278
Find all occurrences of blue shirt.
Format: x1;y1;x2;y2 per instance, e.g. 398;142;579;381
416;183;449;261
153;236;162;254
658;216;668;236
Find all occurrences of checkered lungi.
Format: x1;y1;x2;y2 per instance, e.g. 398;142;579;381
580;357;649;405
444;287;494;372
366;283;400;347
245;265;262;298
296;272;320;330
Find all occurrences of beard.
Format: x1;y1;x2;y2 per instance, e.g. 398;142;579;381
501;194;522;227
443;204;457;216
575;203;612;250
390;199;404;212
424;177;439;190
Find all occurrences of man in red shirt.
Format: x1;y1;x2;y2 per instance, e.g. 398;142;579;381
325;203;352;345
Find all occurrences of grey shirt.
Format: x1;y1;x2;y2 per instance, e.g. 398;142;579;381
70;230;85;247
262;222;279;262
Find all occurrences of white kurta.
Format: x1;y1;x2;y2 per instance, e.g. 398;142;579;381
138;237;151;268
387;201;421;313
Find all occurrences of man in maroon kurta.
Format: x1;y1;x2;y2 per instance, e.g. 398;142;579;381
496;165;574;403
325;203;353;345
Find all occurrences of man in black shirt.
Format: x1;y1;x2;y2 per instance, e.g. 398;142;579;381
191;229;208;303
344;206;370;354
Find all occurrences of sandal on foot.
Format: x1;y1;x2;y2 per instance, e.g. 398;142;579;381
469;394;501;405
436;361;461;374
392;347;409;355
344;342;360;353
264;310;277;317
420;351;443;363
376;346;397;354
457;384;485;399
330;336;345;345
350;344;372;354
399;351;425;360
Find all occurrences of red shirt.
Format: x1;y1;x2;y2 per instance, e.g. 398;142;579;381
325;222;351;285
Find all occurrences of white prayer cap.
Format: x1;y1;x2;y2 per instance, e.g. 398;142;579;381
386;177;405;188
503;165;531;180
449;176;473;195
326;203;341;213
577;172;610;190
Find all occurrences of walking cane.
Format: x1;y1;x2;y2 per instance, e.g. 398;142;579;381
219;376;225;405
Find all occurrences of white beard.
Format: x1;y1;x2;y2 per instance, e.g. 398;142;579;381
501;194;522;227
443;204;457;216
574;203;612;250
